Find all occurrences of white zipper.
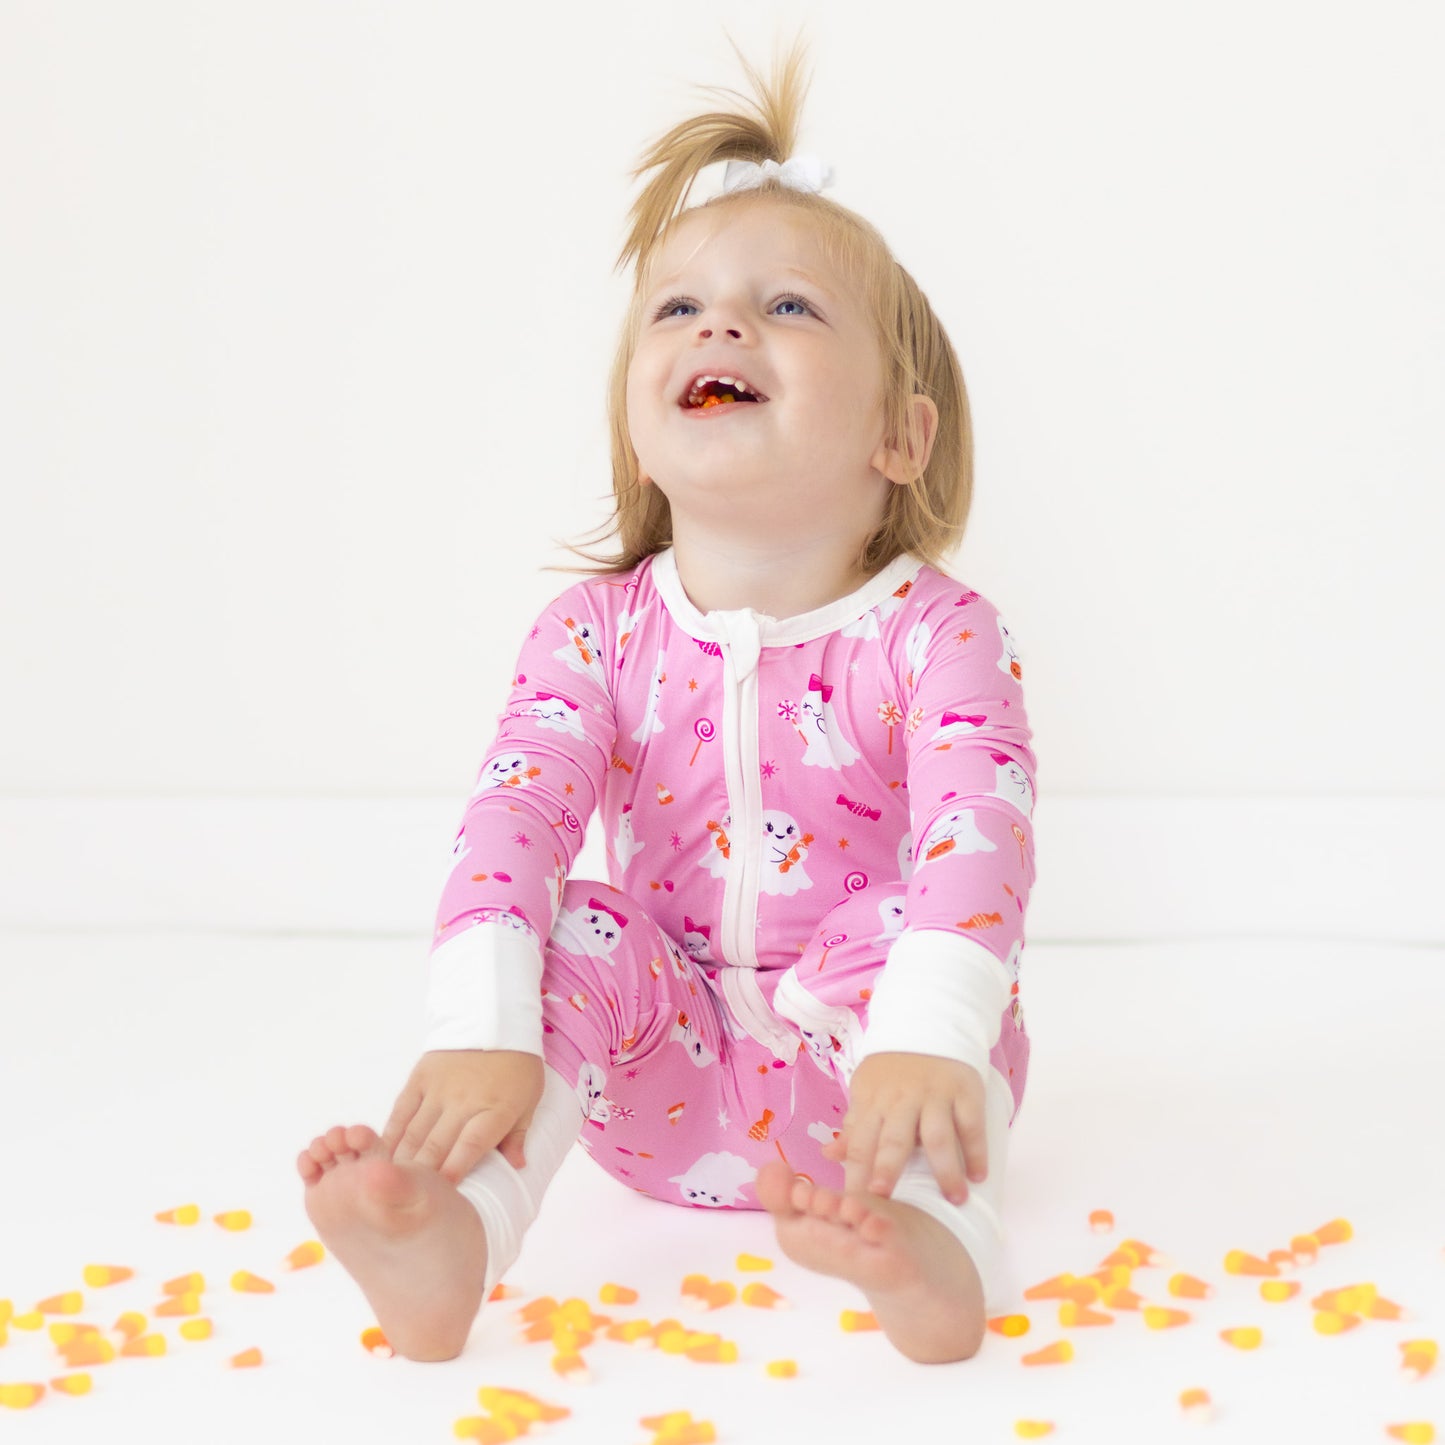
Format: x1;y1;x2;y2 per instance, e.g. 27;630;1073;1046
718;611;763;971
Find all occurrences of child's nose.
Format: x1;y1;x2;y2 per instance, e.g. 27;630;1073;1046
697;326;743;340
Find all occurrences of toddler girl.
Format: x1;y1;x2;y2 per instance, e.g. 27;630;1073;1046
297;40;1038;1368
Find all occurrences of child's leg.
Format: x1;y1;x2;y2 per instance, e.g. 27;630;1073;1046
756;883;1020;1362
299;879;711;1359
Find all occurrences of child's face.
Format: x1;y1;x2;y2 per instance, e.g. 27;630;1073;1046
626;202;899;538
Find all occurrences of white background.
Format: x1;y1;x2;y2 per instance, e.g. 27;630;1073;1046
5;0;1441;802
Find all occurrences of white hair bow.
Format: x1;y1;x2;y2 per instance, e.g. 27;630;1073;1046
720;155;834;196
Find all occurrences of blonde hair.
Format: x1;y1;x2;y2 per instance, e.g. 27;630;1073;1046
549;35;973;580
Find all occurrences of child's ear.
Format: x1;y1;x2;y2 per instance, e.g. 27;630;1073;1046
872;394;939;486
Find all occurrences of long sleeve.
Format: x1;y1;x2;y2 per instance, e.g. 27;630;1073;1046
421;584;619;1056
856;587;1038;1079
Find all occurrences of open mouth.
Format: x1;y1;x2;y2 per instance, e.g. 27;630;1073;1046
680;374;766;409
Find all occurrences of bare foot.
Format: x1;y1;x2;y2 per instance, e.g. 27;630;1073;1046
754;1159;985;1364
297;1124;488;1362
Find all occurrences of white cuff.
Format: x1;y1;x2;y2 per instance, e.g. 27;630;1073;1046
422;922;546;1057
856;928;1011;1078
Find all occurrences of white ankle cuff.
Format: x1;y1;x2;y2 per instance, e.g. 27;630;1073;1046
454;1064;583;1299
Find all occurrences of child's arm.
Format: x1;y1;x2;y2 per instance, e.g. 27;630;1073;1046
844;588;1037;1199
821;1052;986;1204
381;1048;545;1183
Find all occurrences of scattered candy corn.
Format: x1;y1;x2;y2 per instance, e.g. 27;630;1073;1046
214;1211;252;1231
1312;1218;1352;1246
1089;1209;1114;1233
48;1323;99;1346
1314;1311;1361;1335
163;1272;205;1295
1291;1232;1320;1262
1267;1249;1296;1272
1400;1340;1438;1382
10;1312;43;1331
1021;1340;1074;1366
59;1335;115;1366
1261;1280;1301;1302
36;1292;83;1315
82;1264;133;1288
599;1283;638;1305
699;1281;736;1310
477;1386;570;1425
1015;1424;1055;1440
1024;1273;1076;1301
453;1420;514;1444
1366;1296;1408;1322
1169;1273;1213;1299
737;1253;773;1271
51;1374;92;1396
486;1283;522;1301
227;1347;263;1368
156;1293;202;1317
1385;1427;1434;1445
1314;1284;1377;1312
1223;1250;1278;1277
640;1411;717;1445
0;1383;45;1409
741;1282;788;1310
112;1311;146;1341
179;1319;213;1341
516;1296;559;1323
121;1333;166;1357
230;1271;274;1294
360;1326;393;1357
1101;1286;1144;1311
1221;1327;1263;1350
155;1204;200;1225
988;1314;1031;1337
1059;1300;1113;1327
284;1241;324;1270
1144;1306;1191;1330
840;1309;879;1332
550;1350;588;1383
605;1319;654;1346
687;1338;738;1363
1118;1238;1168;1266
765;1359;798;1377
1179;1387;1213;1421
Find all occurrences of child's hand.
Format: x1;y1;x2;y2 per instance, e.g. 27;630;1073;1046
382;1049;545;1185
823;1052;987;1205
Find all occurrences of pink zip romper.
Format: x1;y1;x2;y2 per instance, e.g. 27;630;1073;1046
422;546;1038;1307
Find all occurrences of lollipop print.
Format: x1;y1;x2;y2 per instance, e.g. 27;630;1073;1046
1012;822;1027;867
690;717;716;766
843;870;868;894
817;930;848;972
877;700;903;754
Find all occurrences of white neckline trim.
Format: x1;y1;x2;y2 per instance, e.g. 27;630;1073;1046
648;547;923;646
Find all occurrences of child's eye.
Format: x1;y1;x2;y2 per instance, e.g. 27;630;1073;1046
648;291;815;321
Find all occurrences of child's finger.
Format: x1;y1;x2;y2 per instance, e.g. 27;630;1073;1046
862;1109;921;1197
380;1084;423;1157
839;1112;885;1196
954;1099;988;1184
391;1101;444;1166
920;1103;971;1204
439;1108;516;1183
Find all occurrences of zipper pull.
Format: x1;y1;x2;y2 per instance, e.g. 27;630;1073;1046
721;611;762;681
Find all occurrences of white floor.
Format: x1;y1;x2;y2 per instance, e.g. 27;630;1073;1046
2;930;1442;1444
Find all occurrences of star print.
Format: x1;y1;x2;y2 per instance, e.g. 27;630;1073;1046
512;831;533;849
760;760;778;779
625;1067;640;1079
688;678;699;691
955;628;976;644
838;837;849;850
848;659;860;675
717;1108;730;1129
529;626;540;640
564;782;575;795
670;831;684;851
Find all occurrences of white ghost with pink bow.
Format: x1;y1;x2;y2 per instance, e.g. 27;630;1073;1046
799;673;859;769
611;802;645;867
515;693;585;741
552;896;630;964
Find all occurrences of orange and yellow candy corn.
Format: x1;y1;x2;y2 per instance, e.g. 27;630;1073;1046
163;1272;205;1295
741;1282;787;1310
988;1314;1031;1337
1015;1425;1054;1440
82;1264;133;1288
36;1292;83;1315
227;1347;262;1368
230;1271;274;1294
121;1333;166;1357
360;1326;393;1356
1400;1340;1438;1382
1220;1327;1263;1350
737;1253;773;1271
214;1210;252;1231
155;1203;200;1225
599;1283;637;1305
840;1309;879;1332
1089;1209;1114;1233
284;1241;324;1270
1021;1340;1074;1366
1179;1387;1212;1421
1384;1426;1434;1445
179;1319;213;1341
51;1374;92;1396
1169;1273;1213;1299
1144;1306;1191;1330
1260;1280;1301;1302
1223;1250;1277;1277
0;1384;45;1409
765;1359;798;1377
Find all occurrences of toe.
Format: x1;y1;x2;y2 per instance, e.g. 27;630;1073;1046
754;1160;798;1215
345;1123;380;1154
808;1186;842;1223
297;1150;323;1184
307;1136;336;1168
